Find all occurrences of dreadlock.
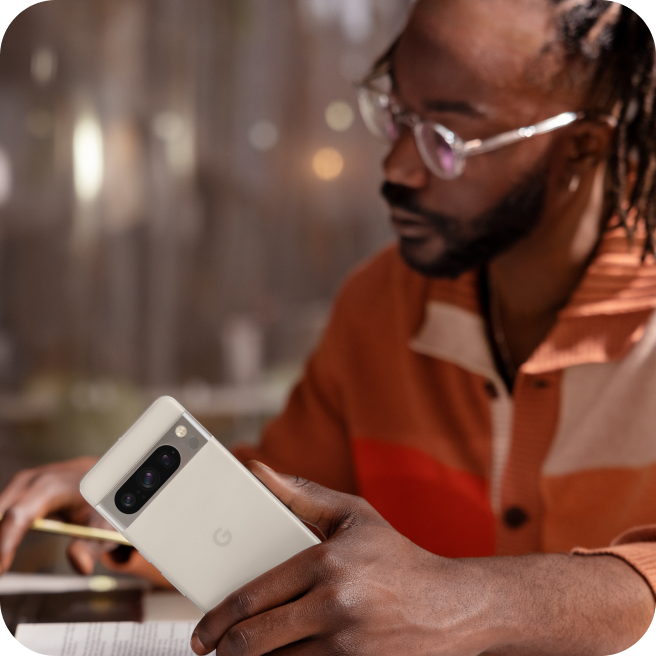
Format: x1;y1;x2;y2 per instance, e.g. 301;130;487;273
552;0;656;258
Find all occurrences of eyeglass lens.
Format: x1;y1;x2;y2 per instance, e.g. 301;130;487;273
358;88;459;179
358;88;400;141
415;123;459;179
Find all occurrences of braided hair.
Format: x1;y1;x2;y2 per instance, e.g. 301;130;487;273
552;1;656;257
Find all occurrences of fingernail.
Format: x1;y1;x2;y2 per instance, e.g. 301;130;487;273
190;633;206;654
255;460;273;472
77;551;94;575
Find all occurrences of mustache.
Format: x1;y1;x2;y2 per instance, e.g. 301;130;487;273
380;182;456;232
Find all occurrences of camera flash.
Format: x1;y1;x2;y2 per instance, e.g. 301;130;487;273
175;425;187;438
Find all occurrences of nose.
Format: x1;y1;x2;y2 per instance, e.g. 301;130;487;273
383;127;429;189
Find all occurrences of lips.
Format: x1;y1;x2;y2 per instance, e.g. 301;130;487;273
390;208;436;239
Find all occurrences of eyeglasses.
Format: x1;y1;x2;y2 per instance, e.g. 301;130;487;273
355;68;585;181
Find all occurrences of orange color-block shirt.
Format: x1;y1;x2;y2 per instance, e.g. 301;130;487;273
234;227;656;591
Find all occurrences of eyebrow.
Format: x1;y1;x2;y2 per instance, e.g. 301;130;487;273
422;99;490;117
388;64;491;118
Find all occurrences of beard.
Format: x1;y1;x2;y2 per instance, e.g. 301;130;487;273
381;163;549;279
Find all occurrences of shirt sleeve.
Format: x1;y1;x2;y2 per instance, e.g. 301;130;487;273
573;526;656;597
231;317;357;495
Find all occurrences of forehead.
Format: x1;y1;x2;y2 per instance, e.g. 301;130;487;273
395;0;569;121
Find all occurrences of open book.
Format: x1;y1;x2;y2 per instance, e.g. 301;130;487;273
15;621;198;656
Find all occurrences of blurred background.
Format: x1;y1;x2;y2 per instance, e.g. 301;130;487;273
0;0;413;572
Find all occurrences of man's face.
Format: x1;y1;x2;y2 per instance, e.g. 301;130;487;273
381;163;549;278
382;0;581;277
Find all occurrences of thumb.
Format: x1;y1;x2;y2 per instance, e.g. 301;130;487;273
246;460;384;539
66;538;113;575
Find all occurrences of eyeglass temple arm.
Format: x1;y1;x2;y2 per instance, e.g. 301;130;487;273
461;111;584;157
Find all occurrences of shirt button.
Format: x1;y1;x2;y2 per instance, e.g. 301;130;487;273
504;506;529;529
484;381;499;399
531;378;549;389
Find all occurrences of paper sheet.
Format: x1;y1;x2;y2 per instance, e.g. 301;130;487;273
14;621;197;656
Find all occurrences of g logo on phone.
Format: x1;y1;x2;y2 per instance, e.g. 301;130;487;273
213;527;232;547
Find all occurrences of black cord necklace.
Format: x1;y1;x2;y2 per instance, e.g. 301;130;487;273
479;267;516;392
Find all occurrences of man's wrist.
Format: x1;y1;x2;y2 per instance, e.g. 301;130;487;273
463;553;654;656
456;556;527;653
425;555;526;654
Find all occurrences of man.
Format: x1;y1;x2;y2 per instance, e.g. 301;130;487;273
1;0;656;653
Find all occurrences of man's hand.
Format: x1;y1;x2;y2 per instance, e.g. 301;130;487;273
191;462;655;656
0;457;111;575
190;461;503;656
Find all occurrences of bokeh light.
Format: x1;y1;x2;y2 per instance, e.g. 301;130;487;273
325;101;354;132
73;113;104;202
312;147;344;180
152;111;186;141
152;111;195;177
31;48;57;85
248;120;280;152
0;147;12;207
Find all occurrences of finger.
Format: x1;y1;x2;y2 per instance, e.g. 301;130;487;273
76;507;114;531
0;458;96;518
67;538;116;575
192;550;321;655
0;469;39;514
0;507;36;573
99;548;174;588
65;506;115;574
0;476;76;573
246;461;383;539
209;595;325;656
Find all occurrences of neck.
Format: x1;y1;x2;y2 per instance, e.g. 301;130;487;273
486;163;608;368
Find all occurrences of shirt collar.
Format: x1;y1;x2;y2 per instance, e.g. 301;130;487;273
410;226;656;375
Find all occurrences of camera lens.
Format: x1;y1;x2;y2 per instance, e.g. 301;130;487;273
121;492;136;508
138;468;160;490
159;453;173;468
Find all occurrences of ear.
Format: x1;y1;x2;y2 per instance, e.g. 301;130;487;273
564;118;615;169
553;118;616;195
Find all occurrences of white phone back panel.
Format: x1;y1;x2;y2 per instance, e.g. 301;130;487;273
80;397;185;507
123;439;319;613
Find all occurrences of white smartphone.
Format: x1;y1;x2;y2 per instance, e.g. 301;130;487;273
79;396;320;613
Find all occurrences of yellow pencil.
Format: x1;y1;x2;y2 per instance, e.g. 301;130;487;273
0;512;132;546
